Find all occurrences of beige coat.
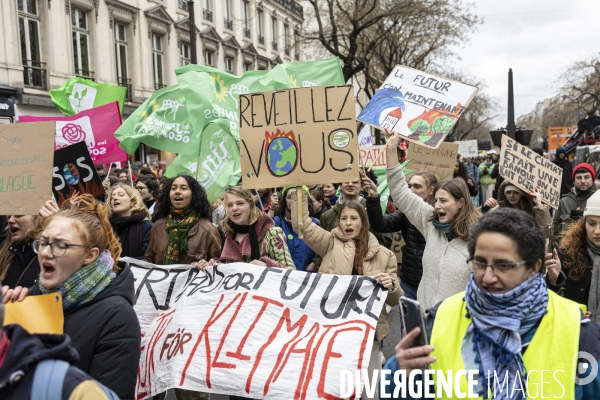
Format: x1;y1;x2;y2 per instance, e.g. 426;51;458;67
290;190;402;340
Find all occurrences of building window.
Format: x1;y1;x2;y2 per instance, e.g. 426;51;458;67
257;9;264;45
284;24;289;55
114;23;130;100
271;17;277;50
181;43;190;66
72;8;92;79
244;62;253;72
152;34;165;90
178;0;188;11
205;50;213;66
18;0;45;89
203;0;212;21
243;1;250;38
225;57;234;72
294;31;300;60
223;0;232;30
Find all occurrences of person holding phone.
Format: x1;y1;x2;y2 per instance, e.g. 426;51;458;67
144;175;221;265
382;208;600;399
385;129;481;311
289;188;401;400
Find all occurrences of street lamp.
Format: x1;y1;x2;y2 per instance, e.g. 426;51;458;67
188;1;197;64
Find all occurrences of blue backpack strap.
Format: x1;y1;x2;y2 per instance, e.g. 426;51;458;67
96;381;120;400
31;359;69;400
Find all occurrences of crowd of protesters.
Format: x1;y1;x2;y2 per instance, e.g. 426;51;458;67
1;127;600;400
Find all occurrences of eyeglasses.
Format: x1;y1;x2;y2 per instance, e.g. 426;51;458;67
467;258;527;274
33;239;86;257
135;186;147;191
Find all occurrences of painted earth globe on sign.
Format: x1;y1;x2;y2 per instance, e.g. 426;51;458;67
266;137;297;177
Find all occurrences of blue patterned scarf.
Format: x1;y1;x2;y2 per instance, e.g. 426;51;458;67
39;250;116;312
464;272;548;399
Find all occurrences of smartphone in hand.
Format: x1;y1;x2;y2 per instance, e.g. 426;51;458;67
400;296;428;347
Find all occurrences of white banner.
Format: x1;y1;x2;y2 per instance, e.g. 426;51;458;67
126;258;387;400
456;140;478;158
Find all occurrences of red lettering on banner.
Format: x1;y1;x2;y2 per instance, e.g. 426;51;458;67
180;293;243;388
212;292;248;369
226;295;284;361
317;327;362;400
262;309;308;395
139;309;176;397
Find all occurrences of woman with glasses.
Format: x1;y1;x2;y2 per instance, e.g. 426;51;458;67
135;174;159;215
270;186;319;271
385;129;481;310
145;175;221;265
106;183;153;259
3;194;141;399
383;208;600;399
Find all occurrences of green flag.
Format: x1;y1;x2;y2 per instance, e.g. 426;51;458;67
114;85;201;155
258;57;345;89
49;77;127;116
371;162;411;214
165;124;240;202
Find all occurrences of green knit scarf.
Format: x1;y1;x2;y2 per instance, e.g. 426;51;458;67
39;250;115;312
164;206;200;265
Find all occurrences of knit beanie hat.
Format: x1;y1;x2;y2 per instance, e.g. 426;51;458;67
584;190;600;217
572;162;597;182
504;185;524;195
282;186;311;199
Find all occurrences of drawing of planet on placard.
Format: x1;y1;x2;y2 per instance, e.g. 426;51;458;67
62;163;80;186
264;129;298;177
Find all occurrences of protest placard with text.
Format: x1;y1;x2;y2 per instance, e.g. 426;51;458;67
0;122;54;214
499;135;562;209
126;258;387;400
357;65;478;149
456;140;478;158
405;141;459;182
360;145;387;168
52;142;104;206
239;85;358;189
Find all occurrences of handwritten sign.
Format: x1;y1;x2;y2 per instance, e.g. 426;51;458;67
127;259;386;400
360;145;387;168
0;122;55;214
406;141;459;182
53;142;104;207
357;65;478;149
499;135;562;209
456;140;478;158
239;85;358;189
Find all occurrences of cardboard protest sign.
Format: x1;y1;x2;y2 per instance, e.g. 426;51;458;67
126;258;387;400
19;101;128;165
405;141;459;182
499;135;562;209
53;141;105;207
0;122;54;215
456;140;478;158
360;145;387;168
4;293;63;334
239;85;358;189
357;65;478;149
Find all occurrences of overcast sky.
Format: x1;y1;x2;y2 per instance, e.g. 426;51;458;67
450;0;600;127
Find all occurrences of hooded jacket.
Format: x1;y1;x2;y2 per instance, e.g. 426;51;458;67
365;195;426;288
553;182;600;237
0;324;110;400
554;147;574;195
290;190;402;341
482;180;552;236
30;263;141;400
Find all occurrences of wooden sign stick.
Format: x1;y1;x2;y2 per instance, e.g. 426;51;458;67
367;136;395;172
297;186;304;239
357;142;366;174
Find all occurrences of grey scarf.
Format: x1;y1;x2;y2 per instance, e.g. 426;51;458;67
586;238;600;322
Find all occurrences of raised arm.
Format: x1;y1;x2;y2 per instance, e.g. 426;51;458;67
385;131;435;236
290;190;333;257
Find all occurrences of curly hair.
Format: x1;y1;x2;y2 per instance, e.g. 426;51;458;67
155;175;211;220
105;183;150;219
468;208;545;271
45;194;122;267
0;216;43;282
429;178;481;241
559;218;592;281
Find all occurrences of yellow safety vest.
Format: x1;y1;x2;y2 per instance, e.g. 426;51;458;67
430;291;581;399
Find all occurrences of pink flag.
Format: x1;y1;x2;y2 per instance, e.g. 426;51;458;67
19;101;128;165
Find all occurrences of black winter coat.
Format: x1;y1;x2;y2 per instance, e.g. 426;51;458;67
365;196;426;287
2;240;40;289
554;158;574;196
553;249;593;307
0;324;106;400
30;263;141;400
